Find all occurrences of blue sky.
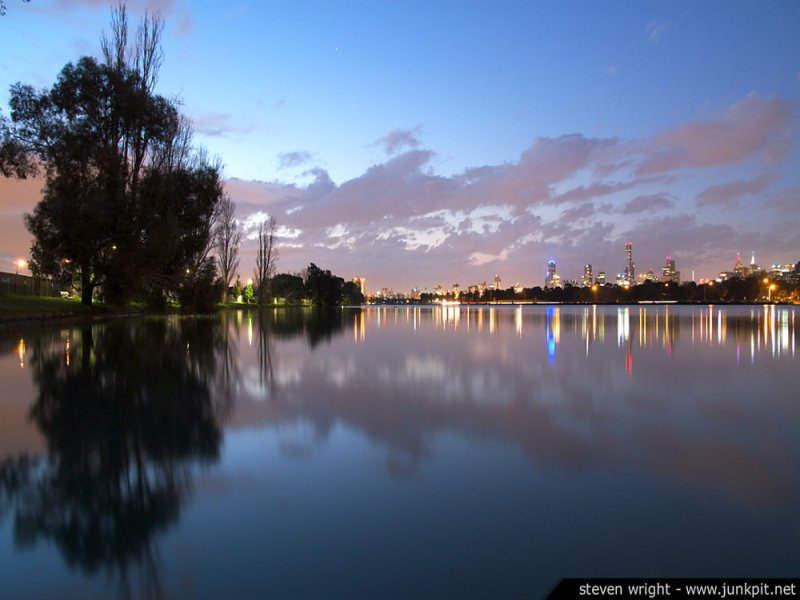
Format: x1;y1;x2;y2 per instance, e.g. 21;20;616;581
1;0;799;291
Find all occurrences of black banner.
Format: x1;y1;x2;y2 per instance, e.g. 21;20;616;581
546;579;800;600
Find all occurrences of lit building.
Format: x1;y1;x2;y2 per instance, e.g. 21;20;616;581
545;260;558;288
494;274;502;291
582;264;593;287
661;256;680;284
352;276;366;296
643;266;658;282
733;252;749;278
623;241;635;285
596;271;606;285
749;251;763;275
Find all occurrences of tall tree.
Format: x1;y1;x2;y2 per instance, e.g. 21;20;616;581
254;216;278;304
5;6;223;309
214;193;240;299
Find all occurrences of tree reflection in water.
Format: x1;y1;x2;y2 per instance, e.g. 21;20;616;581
0;318;224;599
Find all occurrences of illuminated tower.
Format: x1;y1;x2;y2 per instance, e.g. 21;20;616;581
661;256;680;283
352;276;366;295
545;260;557;289
582;264;593;287
494;274;501;291
624;241;635;285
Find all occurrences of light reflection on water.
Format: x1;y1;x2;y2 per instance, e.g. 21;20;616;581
1;305;799;599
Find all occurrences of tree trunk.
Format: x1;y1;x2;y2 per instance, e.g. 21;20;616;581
81;267;93;306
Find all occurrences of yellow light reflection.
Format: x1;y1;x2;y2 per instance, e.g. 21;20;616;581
18;338;25;368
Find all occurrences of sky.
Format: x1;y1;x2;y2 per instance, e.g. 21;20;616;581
1;0;799;292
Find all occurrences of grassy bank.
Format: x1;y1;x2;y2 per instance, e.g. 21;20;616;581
0;294;109;315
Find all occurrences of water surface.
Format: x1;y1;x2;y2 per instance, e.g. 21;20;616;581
1;305;798;598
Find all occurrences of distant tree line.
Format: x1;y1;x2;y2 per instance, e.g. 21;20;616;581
414;269;800;305
236;262;364;306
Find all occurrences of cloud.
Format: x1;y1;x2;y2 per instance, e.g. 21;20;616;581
53;0;193;33
762;186;800;214
622;194;675;214
469;249;509;266
220;91;797;289
373;126;423;156
277;151;313;170
695;173;776;208
1;92;795;291
637;93;794;175
190;111;254;138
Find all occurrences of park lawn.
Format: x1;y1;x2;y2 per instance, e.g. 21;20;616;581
0;295;108;317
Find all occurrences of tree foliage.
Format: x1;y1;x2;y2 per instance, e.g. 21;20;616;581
3;6;223;311
303;263;344;306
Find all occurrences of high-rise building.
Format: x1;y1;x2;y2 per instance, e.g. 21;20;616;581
661;256;680;284
749;251;763;275
623;241;635;285
352;276;366;296
545;260;557;288
582;264;593;287
494;274;501;291
597;271;606;285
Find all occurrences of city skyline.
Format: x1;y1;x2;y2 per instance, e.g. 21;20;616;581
1;1;799;291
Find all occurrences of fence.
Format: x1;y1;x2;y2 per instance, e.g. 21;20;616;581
0;271;66;297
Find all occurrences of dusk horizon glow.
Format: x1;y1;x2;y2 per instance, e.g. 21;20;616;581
1;1;799;293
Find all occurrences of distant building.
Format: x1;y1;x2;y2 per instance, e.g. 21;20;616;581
623;241;635;285
582;264;593;287
545;260;558;288
749;251;763;275
494;274;502;291
643;266;658;282
352;276;366;296
661;256;680;284
597;271;606;285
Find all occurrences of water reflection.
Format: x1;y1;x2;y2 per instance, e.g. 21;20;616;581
1;306;799;597
0;318;225;599
224;305;799;509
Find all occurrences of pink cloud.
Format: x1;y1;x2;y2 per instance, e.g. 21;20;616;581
637;93;793;175
621;193;675;214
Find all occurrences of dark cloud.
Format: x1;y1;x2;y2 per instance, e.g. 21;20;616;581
622;194;675;214
762;187;800;214
277;151;313;170
695;173;776;208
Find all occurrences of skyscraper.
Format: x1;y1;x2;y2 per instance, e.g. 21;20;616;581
661;256;680;284
545;260;557;289
623;241;635;285
582;264;593;287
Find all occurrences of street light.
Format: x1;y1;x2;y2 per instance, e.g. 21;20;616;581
768;284;776;303
704;280;714;303
15;259;27;294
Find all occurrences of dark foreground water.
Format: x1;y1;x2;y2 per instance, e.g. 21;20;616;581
0;305;798;599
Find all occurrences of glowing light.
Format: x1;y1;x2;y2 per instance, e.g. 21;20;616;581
17;338;25;368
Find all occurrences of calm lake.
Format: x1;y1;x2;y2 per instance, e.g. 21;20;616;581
1;305;798;599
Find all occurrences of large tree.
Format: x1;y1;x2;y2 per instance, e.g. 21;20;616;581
4;6;223;309
254;216;278;304
214;193;241;299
